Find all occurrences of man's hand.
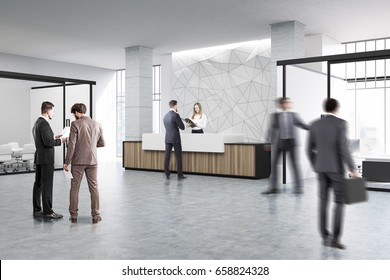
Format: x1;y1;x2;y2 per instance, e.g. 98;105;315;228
350;170;359;178
264;144;272;151
55;135;62;139
61;137;68;144
63;164;69;172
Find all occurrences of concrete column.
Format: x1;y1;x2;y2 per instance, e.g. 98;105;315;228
125;46;153;140
270;21;305;101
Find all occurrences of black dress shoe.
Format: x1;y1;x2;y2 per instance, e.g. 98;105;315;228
322;232;332;246
322;239;328;246
33;211;43;217
166;175;170;180
322;236;331;246
330;240;346;250
262;189;278;195
44;212;63;219
178;175;187;180
92;216;102;224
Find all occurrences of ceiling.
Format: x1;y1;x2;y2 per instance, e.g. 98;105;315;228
1;0;389;70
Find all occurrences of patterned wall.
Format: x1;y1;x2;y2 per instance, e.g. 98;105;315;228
172;40;272;142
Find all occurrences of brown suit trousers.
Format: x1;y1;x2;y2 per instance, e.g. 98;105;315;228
69;165;99;219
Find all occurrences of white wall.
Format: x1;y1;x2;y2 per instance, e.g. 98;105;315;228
305;34;343;73
0;52;117;161
170;40;272;142
0;79;31;145
285;65;327;181
283;65;348;182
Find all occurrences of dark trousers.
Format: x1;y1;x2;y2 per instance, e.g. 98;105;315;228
164;143;183;177
32;164;54;214
270;138;302;190
318;172;345;242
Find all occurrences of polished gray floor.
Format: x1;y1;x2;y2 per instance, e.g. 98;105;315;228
1;159;390;260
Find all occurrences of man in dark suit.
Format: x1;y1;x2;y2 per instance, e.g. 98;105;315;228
32;101;66;219
262;97;309;195
163;100;186;179
307;98;357;249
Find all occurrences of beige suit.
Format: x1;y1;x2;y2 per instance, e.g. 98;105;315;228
65;116;105;220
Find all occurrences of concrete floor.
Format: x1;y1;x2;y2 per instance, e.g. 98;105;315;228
1;159;390;260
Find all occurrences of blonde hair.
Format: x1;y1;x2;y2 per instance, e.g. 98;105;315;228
191;102;203;119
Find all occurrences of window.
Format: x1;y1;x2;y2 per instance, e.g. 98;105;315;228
342;37;390;153
116;66;162;156
116;69;125;157
152;65;161;133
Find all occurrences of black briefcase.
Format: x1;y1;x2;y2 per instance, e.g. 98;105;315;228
344;177;368;204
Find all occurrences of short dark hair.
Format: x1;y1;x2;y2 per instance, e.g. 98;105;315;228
41;101;54;114
70;103;87;114
278;97;290;105
169;100;177;108
324;98;339;113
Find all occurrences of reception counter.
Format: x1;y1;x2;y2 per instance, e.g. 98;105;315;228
123;137;270;179
363;156;390;182
142;133;245;153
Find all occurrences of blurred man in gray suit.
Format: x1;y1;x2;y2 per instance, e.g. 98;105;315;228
64;103;105;224
163;100;185;179
307;98;357;250
263;97;309;194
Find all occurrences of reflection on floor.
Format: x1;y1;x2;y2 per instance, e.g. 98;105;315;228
0;162;35;175
0;165;65;175
1;159;390;260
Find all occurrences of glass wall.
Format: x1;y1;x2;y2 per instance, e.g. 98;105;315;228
341;38;390;155
344;38;390;54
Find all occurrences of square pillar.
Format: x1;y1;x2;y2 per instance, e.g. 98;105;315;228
270;21;305;101
125;46;153;140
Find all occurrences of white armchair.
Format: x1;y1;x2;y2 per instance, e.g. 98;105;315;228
21;144;36;171
0;145;15;173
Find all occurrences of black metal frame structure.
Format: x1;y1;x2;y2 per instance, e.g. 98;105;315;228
0;70;96;172
0;70;96;121
276;49;390;184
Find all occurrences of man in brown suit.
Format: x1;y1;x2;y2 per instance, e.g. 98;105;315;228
64;103;105;224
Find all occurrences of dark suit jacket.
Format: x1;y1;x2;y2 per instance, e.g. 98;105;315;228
268;111;309;145
307;114;355;174
32;117;61;165
163;110;185;144
64;116;105;166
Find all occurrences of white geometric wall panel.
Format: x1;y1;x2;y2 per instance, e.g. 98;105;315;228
172;40;272;142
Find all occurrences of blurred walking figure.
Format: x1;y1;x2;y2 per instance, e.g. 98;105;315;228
262;97;309;195
307;98;358;250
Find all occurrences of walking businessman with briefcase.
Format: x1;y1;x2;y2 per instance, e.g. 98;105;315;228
307;98;360;250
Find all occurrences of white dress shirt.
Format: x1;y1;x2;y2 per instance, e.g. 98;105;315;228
191;114;207;130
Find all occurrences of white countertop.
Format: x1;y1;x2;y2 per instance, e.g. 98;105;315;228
142;133;245;153
355;153;390;162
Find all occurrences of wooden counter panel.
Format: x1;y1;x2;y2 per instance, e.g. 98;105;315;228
123;141;269;179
